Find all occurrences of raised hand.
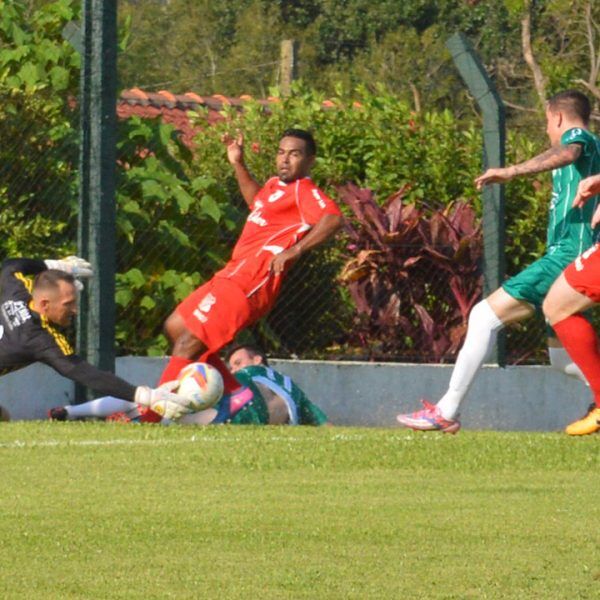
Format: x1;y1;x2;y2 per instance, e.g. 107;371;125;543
223;130;244;166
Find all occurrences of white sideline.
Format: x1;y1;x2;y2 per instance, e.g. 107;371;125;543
0;432;385;450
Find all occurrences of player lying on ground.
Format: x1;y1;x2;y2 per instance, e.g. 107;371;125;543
50;344;331;426
397;89;600;433
138;128;343;424
179;344;331;425
543;173;600;435
0;258;193;420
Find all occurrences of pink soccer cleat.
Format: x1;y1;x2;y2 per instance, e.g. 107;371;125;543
396;399;461;434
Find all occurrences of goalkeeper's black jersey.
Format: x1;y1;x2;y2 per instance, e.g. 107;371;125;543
0;258;136;401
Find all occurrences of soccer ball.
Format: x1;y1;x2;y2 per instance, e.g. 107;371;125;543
177;362;224;411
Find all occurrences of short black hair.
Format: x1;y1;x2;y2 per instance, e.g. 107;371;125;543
225;344;269;366
33;269;76;291
280;128;316;156
547;90;591;124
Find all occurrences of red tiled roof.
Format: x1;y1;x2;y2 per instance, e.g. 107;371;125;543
117;88;349;148
117;88;277;148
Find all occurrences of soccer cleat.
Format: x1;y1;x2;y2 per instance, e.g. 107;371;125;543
396;399;461;434
565;403;600;436
48;406;68;421
106;411;133;423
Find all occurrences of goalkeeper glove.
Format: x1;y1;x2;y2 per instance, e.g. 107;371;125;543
134;381;193;420
44;256;94;278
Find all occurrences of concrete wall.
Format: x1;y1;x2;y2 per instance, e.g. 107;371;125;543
0;357;590;431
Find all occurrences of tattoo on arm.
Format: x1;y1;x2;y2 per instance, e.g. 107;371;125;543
512;144;582;176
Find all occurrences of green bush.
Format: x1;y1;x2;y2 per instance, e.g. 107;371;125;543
0;0;80;259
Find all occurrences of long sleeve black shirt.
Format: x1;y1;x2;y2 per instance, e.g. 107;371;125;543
0;258;136;401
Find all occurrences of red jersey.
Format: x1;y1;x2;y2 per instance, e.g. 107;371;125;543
215;177;341;292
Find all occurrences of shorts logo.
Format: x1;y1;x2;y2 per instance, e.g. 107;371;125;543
193;293;216;323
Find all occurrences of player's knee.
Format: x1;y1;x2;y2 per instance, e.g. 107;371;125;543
541;295;558;323
465;300;504;337
468;300;486;323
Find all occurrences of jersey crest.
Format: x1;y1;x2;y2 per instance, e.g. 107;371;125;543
267;190;285;203
1;300;31;330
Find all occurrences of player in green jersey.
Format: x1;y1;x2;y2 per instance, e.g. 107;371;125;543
397;90;600;433
178;344;330;426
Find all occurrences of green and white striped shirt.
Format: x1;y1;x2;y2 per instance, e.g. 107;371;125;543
547;127;600;256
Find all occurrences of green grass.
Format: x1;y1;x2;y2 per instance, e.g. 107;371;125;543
0;424;599;599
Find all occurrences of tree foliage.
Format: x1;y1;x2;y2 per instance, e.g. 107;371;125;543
118;0;600;130
0;0;80;259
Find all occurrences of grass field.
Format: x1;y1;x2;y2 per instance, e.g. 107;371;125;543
0;423;599;599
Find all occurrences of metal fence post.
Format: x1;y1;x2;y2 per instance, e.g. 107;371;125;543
446;32;506;366
77;0;118;393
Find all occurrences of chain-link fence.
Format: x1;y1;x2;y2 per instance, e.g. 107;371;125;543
0;2;560;368
0;85;555;366
110;102;551;366
0;89;79;273
113;90;557;365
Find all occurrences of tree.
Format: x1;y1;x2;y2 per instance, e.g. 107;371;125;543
0;0;81;258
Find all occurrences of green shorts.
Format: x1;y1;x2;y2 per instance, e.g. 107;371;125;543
502;250;575;308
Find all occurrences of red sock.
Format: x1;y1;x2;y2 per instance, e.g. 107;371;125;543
200;352;241;394
553;315;600;406
158;356;193;386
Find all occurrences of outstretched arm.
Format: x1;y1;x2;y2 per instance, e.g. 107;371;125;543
1;256;93;290
474;144;582;189
224;131;261;207
1;257;46;279
38;352;138;401
270;213;344;274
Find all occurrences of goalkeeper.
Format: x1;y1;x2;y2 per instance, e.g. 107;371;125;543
0;257;191;419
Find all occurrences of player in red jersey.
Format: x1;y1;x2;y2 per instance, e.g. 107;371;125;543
543;173;600;434
148;129;343;422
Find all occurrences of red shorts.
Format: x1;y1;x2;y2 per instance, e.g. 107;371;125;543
564;244;600;302
176;273;281;352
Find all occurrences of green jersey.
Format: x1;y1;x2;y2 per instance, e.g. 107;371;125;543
547;127;600;255
233;365;328;426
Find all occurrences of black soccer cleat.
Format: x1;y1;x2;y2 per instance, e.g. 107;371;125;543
48;406;68;421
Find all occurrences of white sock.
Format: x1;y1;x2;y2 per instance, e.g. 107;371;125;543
437;300;504;420
548;347;588;386
65;396;138;419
